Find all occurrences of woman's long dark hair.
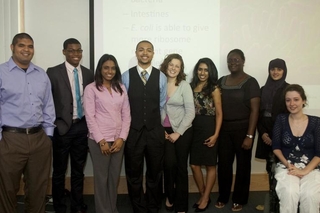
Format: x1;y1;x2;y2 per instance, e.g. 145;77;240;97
190;57;218;96
94;54;123;95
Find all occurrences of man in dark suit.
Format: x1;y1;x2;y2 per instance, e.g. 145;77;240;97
47;38;94;213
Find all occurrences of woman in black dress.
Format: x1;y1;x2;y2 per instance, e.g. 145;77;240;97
190;58;222;212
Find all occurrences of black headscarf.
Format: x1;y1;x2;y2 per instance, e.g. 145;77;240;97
261;58;287;111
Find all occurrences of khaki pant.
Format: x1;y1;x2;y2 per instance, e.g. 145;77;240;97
0;130;51;213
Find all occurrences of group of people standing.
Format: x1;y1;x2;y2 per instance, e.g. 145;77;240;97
0;33;319;213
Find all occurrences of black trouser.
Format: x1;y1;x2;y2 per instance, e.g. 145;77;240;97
164;127;192;212
52;119;88;213
217;127;252;205
124;126;165;213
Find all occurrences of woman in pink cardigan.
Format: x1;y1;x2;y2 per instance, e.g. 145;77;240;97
83;54;131;213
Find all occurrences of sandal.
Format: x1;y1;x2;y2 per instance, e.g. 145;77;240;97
215;201;225;208
232;203;243;211
256;205;264;211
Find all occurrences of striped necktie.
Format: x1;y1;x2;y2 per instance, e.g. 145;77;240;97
141;70;148;85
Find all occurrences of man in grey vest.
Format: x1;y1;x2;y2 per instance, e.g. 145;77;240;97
122;40;167;213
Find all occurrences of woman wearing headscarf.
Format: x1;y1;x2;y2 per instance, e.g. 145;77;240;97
255;58;289;175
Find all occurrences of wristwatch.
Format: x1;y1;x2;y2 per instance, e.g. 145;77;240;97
246;134;253;139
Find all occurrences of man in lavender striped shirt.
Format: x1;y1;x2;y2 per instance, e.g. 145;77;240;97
0;33;56;213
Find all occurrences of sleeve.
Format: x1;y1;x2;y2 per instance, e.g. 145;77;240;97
83;84;104;143
257;111;268;136
246;77;261;100
176;82;195;135
313;117;320;157
41;75;56;136
217;76;223;87
121;71;130;91
0;76;2;140
119;85;131;140
272;114;284;151
159;72;167;111
272;83;289;122
257;88;268;135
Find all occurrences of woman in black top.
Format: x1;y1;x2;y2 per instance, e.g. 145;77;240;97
190;58;222;212
255;58;289;175
215;49;260;211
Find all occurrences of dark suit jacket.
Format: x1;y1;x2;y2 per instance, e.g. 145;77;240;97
47;63;94;135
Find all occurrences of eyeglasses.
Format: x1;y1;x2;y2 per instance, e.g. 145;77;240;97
227;58;241;64
66;49;83;54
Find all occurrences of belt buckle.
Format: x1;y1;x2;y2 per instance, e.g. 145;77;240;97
73;118;82;124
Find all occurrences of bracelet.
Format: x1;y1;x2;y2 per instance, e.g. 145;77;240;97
246;134;253;139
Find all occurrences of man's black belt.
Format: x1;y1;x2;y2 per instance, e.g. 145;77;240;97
2;126;42;134
72;117;85;124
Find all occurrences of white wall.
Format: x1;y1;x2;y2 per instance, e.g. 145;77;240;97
24;0;90;70
0;0;21;62
3;0;320;177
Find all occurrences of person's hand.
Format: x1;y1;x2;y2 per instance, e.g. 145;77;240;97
99;139;110;155
165;131;170;140
110;138;124;153
204;135;218;147
287;164;306;178
167;132;180;143
242;137;253;150
262;133;272;146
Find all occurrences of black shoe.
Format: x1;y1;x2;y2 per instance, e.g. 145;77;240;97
165;204;174;212
192;203;199;208
195;199;211;212
193;198;211;209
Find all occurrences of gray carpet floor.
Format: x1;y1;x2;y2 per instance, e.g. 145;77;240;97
18;192;268;213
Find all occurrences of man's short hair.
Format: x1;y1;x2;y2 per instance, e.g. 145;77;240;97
63;38;81;49
12;33;33;45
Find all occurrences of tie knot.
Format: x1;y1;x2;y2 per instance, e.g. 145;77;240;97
73;68;78;73
141;70;147;77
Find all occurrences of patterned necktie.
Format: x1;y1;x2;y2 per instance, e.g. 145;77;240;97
73;68;83;118
141;70;148;85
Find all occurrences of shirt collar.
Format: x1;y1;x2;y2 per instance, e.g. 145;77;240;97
65;61;81;73
137;65;152;74
8;57;39;73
